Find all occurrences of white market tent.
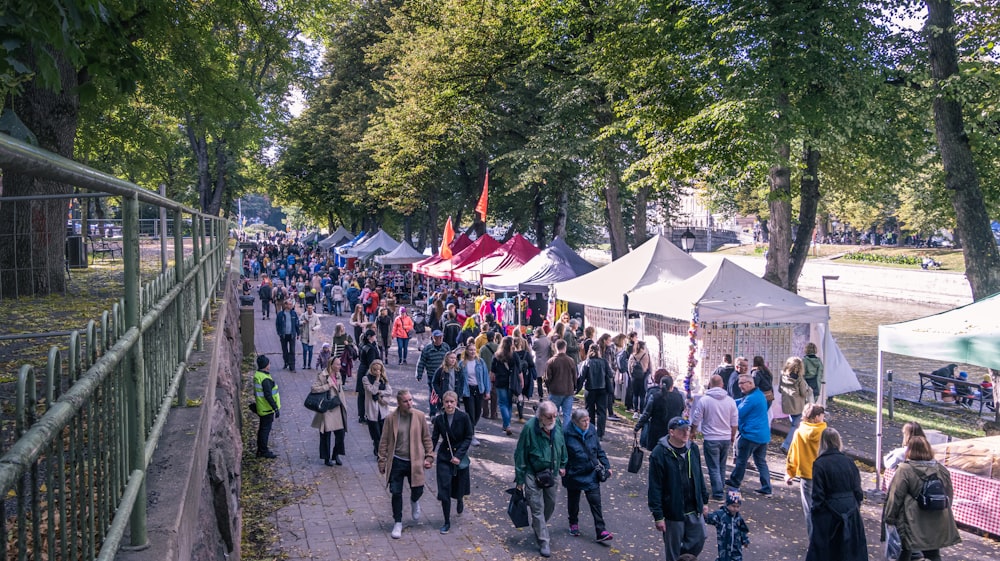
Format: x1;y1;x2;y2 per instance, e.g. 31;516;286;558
874;292;1000;487
347;229;400;260
375;242;425;266
628;258;861;397
553;234;705;309
318;226;354;250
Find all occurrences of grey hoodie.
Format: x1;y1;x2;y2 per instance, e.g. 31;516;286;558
691;387;739;441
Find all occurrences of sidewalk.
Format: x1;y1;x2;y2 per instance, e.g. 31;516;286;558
252;309;1000;560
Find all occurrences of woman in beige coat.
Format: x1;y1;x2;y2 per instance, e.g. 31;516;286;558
362;360;393;460
311;358;348;466
779;356;813;453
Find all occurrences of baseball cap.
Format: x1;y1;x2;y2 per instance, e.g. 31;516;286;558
668;417;691;430
726;489;742;506
432;330;444;337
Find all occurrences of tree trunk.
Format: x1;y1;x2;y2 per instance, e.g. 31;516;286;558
601;147;629;260
532;183;547;247
633;185;651;248
553;183;569;240
763;142;792;289
426;198;440;253
787;146;821;293
207;138;227;216
0;47;78;297
925;0;1000;300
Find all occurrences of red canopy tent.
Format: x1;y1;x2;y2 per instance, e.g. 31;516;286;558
412;233;473;275
456;234;540;283
422;234;501;281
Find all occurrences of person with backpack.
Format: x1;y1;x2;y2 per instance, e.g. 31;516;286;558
806;428;867;561
579;346;614;439
628;341;652;414
882;435;960;561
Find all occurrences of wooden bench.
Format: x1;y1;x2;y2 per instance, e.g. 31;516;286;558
918;372;989;414
88;236;123;262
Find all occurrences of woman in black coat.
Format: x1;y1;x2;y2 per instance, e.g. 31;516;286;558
562;408;613;541
806;427;867;561
431;391;474;535
634;375;685;451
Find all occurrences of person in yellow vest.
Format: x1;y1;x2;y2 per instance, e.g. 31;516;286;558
253;355;281;459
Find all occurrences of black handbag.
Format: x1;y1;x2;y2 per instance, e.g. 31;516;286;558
304;391;341;413
627;434;644;474
506;488;530;528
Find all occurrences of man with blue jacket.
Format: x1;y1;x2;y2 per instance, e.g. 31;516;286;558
725;374;772;495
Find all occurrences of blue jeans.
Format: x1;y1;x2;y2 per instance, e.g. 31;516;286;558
300;342;314;368
396;337;409;362
333;300;342;315
497;388;512;429
782;414;801;451
702;439;731;498
726;437;771;493
549;394;575;429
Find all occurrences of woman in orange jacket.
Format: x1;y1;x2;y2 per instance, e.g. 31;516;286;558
392;307;416;365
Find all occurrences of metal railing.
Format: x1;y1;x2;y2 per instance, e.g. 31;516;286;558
0;133;230;560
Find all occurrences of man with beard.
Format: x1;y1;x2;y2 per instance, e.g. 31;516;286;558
378;390;434;539
514;400;567;558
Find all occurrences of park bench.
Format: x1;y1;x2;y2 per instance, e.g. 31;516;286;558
918;371;990;414
88;236;123;262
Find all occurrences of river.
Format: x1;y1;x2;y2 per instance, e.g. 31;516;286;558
797;288;983;399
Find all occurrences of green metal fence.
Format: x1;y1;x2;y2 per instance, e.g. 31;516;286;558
0;133;230;560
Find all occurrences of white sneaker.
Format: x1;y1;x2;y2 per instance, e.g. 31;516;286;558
411;500;422;521
391;522;403;539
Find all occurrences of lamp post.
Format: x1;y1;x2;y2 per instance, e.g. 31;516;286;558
821;275;839;304
680;228;696;253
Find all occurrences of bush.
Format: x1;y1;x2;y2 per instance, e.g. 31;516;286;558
842;251;922;266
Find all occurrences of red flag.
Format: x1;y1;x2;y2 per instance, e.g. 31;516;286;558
475;169;489;222
440;217;455;259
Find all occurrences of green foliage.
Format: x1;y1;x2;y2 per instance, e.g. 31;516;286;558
842;251;922;267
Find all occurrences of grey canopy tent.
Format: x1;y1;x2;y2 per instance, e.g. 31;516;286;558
375;242;425;266
346;229;400;260
874;291;1000;488
318;226;354;250
482;237;597;293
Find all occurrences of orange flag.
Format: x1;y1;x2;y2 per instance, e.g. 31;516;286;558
475;169;489;222
440;217;455;259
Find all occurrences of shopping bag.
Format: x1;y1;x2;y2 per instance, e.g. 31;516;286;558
627;434;644;474
881;524;902;561
506;488;530;528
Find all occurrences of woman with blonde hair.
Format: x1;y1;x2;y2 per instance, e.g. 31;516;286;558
350;304;366;343
780;356;813;453
311;358;348;466
362;360;393;460
431;391;474;534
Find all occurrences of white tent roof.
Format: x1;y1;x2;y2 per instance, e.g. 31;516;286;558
878;292;1000;369
628;258;830;323
318;226;354;249
375;242;425;265
553;235;705;309
347;229;400;259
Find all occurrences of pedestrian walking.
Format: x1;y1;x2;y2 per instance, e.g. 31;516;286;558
514;400;568;558
311;358;347;466
378;390;434;540
299;303;321;369
784;403;827;536
563;408;614;543
431;391;474;535
802;342;824;402
648;417;709;561
779;356;813;453
458;344;490;446
705;489;750;561
546;339;578;429
690;374;739;501
275;300;299;371
805;428;867;561
579;346;614;439
725;375;772;496
363;360;392;460
392;307;415;365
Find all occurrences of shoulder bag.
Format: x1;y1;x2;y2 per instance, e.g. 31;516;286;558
304;390;341;413
627;433;645;474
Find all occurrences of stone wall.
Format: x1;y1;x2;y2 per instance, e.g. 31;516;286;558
117;269;244;561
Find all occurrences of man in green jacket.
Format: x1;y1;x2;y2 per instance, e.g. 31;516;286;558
253;355;281;459
514;400;568;558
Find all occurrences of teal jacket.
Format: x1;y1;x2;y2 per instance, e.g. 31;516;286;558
514;417;568;485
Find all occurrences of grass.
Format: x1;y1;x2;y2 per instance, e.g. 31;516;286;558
833;390;984;440
715;243;966;273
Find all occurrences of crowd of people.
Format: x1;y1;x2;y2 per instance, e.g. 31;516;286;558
244;233;963;561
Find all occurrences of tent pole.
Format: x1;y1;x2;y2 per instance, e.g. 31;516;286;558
873;343;886;500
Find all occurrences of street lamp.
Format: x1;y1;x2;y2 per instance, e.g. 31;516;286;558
680;228;696;253
821;275;839;304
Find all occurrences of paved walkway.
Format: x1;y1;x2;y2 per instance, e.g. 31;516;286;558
252;308;1000;560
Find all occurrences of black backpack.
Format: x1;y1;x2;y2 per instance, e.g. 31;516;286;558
917;473;949;511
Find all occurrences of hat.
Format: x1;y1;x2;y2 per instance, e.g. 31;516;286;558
322;342;330;348
400;306;406;313
726;489;742;506
959;371;968;379
256;355;270;370
432;329;444;337
668;417;691;430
